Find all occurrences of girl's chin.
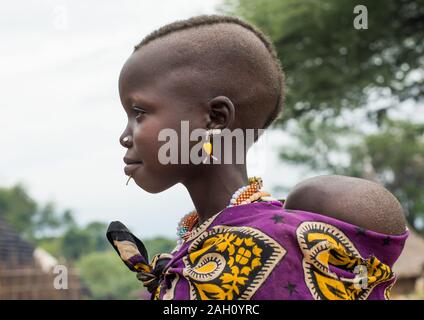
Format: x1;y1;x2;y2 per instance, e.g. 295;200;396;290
133;176;165;194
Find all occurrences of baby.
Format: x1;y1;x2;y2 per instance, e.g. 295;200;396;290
285;175;406;235
108;15;408;300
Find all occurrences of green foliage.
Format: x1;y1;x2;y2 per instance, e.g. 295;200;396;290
53;222;109;261
0;164;175;301
0;184;37;239
71;235;175;299
35;236;62;258
0;183;82;242
349;120;424;225
143;236;177;259
75;250;144;300
280;118;424;226
60;227;96;260
222;0;424;125
280;117;356;174
83;222;110;252
222;0;424;229
0;183;175;265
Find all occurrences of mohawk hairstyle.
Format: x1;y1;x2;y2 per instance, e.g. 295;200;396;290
134;15;285;130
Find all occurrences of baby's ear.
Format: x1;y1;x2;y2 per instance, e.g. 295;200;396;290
207;96;235;129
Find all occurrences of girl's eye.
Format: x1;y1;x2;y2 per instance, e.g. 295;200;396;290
132;107;146;120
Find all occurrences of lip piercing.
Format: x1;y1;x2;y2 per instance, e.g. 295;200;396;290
126;175;133;186
123;136;130;143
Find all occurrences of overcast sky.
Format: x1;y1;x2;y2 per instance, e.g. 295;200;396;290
0;0;308;239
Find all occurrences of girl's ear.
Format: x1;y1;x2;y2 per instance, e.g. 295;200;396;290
206;96;235;129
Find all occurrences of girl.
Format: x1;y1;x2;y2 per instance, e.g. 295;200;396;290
107;15;408;300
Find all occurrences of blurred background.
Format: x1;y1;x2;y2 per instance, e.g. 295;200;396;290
0;0;423;299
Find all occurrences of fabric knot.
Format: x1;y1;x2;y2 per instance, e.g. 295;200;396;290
106;221;173;296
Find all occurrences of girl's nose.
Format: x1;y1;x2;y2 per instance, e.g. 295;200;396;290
120;135;133;148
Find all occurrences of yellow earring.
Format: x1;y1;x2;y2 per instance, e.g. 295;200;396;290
202;129;221;163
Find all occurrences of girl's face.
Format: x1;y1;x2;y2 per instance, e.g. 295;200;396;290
118;46;206;193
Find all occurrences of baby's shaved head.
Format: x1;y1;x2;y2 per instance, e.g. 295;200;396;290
285;175;407;235
133;15;285;131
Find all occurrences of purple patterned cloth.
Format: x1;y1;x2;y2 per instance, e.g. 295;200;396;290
152;200;408;300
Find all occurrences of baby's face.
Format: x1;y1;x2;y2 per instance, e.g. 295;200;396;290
118;41;207;193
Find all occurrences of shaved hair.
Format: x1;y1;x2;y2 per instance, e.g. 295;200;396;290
133;15;285;131
284;175;407;235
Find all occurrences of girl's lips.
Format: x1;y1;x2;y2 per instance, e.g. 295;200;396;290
124;163;143;176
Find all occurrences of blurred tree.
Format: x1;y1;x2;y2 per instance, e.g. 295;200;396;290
35;220;108;259
62;209;77;229
75;251;143;300
84;222;110;252
281;118;424;228
348;120;424;227
143;236;177;258
35;236;62;258
73;236;177;299
0;184;71;240
222;0;424;230
60;227;96;260
0;182;178;290
221;0;424;124
0;184;37;238
33;202;62;237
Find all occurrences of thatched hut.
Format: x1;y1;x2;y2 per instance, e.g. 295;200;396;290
0;217;82;299
392;229;424;297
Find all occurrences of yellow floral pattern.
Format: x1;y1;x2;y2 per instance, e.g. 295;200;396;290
181;225;286;300
296;221;395;300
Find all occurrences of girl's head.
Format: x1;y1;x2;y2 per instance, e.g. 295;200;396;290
118;15;285;193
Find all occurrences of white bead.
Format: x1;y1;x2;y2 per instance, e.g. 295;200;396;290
230;199;237;204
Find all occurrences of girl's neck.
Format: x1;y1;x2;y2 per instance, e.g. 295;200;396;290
183;164;249;224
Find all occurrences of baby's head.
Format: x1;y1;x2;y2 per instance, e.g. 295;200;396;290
119;15;284;193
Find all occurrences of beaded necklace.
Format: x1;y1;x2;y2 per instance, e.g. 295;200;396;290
176;176;270;244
